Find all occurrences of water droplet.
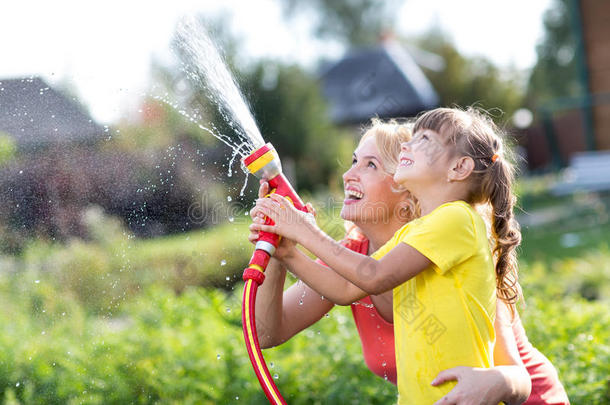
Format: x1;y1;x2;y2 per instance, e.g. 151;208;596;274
235;396;239;400
217;354;221;360
273;373;279;379
382;361;387;367
299;299;303;305
227;196;232;202
19;170;23;174
41;331;46;335
228;217;234;222
270;362;274;368
15;382;20;387
220;260;227;266
35;280;40;284
226;307;231;313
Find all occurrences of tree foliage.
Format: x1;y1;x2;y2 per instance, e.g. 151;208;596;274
527;0;581;104
279;0;403;47
415;30;525;120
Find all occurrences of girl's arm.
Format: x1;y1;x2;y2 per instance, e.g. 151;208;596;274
249;198;375;305
280;247;371;305
252;194;431;295
430;300;532;405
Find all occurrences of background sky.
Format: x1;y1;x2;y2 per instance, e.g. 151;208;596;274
1;0;552;124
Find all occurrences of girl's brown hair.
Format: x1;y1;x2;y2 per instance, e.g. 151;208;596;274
413;107;522;306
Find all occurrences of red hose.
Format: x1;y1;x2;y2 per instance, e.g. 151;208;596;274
242;276;287;404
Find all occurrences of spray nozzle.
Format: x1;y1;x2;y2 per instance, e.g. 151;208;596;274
241;143;282;180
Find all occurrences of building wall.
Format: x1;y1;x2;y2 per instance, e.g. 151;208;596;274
581;0;610;149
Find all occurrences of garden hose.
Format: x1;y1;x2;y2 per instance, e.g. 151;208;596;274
241;143;306;404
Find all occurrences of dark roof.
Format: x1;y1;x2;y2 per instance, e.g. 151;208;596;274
321;41;439;124
0;77;104;150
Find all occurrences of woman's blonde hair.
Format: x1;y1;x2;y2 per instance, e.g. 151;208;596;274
345;118;419;236
413;107;522;307
359;117;413;176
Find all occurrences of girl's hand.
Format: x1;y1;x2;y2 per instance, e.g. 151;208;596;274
250;194;318;245
248;182;316;261
431;367;506;405
248;181;271;246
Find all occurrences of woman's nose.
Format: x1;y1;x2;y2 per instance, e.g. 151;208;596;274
401;142;411;152
343;165;358;182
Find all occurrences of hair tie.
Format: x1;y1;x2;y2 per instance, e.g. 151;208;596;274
491;154;499;163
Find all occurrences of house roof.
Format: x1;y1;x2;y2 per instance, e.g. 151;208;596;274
321;41;439;124
0;77;104;150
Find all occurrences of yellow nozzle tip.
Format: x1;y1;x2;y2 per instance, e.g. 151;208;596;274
245;150;276;175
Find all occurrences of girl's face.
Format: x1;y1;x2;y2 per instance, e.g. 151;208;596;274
341;136;407;224
394;129;452;190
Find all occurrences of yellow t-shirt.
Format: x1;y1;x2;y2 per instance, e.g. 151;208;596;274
371;200;496;405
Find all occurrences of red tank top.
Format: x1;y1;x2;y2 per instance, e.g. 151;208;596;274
337;232;570;404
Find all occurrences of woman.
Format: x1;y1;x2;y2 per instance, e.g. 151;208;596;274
249;119;569;404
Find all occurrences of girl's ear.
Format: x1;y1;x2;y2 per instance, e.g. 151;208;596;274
447;156;475;182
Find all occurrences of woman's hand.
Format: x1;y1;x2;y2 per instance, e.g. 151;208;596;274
249;211;298;261
248;182;316;261
431;366;508;405
250;193;318;245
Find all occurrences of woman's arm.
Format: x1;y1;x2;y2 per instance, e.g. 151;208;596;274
250;183;336;348
252;194;431;295
430;300;532;405
254;257;336;348
491;301;532;404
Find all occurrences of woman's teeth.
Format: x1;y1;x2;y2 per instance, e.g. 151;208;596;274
345;190;363;200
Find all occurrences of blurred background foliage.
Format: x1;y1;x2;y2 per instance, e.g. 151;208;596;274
0;0;608;403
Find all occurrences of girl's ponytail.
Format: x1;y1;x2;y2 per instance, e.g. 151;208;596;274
486;157;522;305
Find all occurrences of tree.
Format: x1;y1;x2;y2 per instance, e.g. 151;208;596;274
245;61;352;191
415;29;525;121
527;0;580;104
279;0;404;47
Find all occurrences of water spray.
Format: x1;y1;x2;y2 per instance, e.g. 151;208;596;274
241;143;306;405
174;18;301;403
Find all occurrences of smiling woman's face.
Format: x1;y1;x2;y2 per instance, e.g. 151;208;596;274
341;136;407;225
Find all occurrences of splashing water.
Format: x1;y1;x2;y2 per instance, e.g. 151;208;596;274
174;17;265;152
152;94;251;181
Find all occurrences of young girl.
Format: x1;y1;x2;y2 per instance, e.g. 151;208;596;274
252;107;523;404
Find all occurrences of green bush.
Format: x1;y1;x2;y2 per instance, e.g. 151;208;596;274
1;271;608;404
17;219;252;314
0;283;397;404
1;196;608;404
521;247;610;302
521;296;610;404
